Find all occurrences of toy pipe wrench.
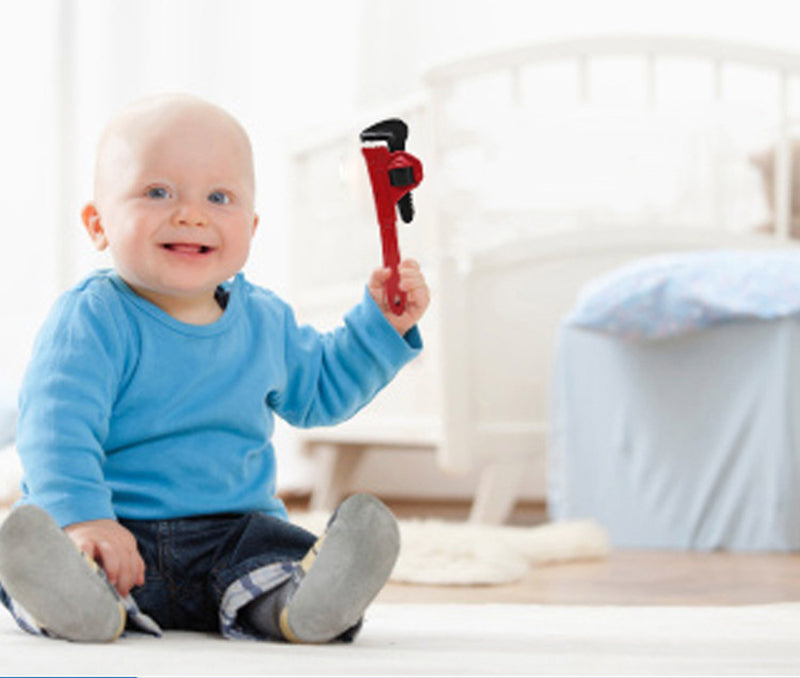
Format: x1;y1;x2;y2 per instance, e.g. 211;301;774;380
360;119;423;315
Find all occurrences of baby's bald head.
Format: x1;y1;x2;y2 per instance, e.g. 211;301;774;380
93;94;255;206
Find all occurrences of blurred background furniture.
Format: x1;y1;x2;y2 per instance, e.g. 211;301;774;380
288;35;800;522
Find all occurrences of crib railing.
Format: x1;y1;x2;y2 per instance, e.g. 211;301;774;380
425;35;800;245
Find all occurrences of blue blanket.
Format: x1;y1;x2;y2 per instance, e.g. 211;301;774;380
566;250;800;339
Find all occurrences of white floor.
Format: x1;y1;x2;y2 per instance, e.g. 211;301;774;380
2;602;800;676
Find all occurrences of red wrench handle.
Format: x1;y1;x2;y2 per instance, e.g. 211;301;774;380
380;222;405;313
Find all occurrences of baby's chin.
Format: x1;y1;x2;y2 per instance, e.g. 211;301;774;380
123;275;222;304
114;256;244;302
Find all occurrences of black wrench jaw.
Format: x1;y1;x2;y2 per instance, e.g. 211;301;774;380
360;118;415;223
360;118;408;151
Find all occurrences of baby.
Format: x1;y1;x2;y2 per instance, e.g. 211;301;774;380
0;94;429;643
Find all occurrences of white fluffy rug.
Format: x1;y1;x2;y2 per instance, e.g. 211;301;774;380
291;512;610;585
2;602;800;676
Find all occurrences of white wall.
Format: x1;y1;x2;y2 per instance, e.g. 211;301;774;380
0;2;60;386
358;0;800;108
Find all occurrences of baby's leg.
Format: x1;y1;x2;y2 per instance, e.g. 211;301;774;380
243;493;399;643
0;505;126;642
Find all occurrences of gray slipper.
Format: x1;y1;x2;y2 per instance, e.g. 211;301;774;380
279;493;400;643
0;505;126;642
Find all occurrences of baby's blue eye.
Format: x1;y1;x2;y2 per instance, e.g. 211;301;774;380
147;187;170;200
208;191;230;205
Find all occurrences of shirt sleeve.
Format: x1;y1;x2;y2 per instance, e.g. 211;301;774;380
268;287;422;428
16;290;127;526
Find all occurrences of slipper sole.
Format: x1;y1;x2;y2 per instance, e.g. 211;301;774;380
280;494;399;643
0;505;125;642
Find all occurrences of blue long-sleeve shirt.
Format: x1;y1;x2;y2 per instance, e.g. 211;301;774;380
16;270;421;527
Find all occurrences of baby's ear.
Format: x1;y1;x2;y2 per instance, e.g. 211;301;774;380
81;203;109;250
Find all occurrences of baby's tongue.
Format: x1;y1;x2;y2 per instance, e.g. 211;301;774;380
171;244;202;253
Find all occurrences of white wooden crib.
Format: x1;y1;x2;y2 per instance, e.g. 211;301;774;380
287;35;800;522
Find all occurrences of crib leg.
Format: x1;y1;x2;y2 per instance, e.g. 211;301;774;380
468;459;527;524
309;443;366;512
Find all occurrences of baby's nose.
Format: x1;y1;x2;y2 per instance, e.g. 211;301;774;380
173;201;208;226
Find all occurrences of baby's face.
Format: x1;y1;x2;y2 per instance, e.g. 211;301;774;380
83;100;259;319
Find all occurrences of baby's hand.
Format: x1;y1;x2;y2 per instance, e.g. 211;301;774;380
65;519;145;597
368;259;430;336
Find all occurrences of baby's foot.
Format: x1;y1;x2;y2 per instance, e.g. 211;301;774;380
279;493;400;643
0;505;126;642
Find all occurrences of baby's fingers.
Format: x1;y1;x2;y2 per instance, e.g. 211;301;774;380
399;258;421;271
368;267;391;290
398;263;428;293
367;267;393;308
398;271;426;293
94;539;123;591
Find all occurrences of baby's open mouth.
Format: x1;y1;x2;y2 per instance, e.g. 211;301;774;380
162;243;213;254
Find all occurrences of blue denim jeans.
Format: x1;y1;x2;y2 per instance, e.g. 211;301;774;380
120;512;316;637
